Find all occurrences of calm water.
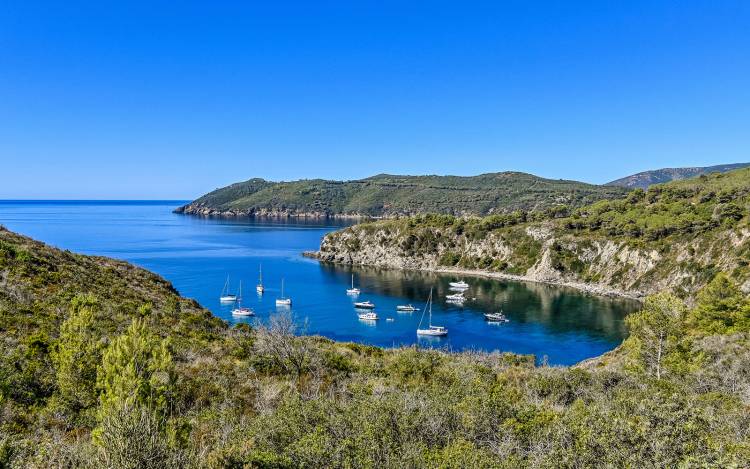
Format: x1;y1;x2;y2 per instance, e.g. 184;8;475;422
0;200;640;365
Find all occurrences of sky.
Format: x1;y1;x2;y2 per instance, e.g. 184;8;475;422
1;1;748;199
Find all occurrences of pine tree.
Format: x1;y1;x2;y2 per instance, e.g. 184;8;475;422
96;318;175;420
51;294;101;413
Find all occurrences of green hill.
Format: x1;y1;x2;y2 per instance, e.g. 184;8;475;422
2;226;750;466
315;167;750;298
606;162;750;189
176;172;628;218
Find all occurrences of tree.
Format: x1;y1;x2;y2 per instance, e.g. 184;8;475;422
51;294;102;414
624;293;687;379
96;318;175;420
253;311;314;381
689;273;750;334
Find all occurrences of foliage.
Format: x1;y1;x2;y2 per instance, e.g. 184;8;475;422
3;226;750;466
179;172;627;217
623;293;688;379
50;294;102;419
97;319;175;421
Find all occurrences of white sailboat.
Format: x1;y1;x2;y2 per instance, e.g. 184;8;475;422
275;278;292;306
232;282;255;316
357;311;378;320
219;276;237;303
446;292;466;302
346;274;361;295
256;265;265;294
417;288;448;336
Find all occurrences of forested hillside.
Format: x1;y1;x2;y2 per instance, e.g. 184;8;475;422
606;162;750;189
1;226;750;466
176;172;628;218
315;168;750;298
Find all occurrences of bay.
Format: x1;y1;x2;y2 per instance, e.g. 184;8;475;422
0;200;640;365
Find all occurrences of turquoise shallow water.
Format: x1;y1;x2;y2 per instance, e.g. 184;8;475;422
0;200;640;365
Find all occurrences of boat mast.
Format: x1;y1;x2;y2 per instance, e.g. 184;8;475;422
428;288;433;327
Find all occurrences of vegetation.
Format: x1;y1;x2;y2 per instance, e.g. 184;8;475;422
606;161;750;189
320;168;750;296
177;172;628;217
2;222;750;466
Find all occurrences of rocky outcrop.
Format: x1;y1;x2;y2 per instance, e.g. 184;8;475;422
175;203;366;219
309;221;748;300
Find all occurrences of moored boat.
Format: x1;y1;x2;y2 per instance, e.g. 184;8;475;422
220;276;237;303
358;312;378;320
275;278;292;306
346;274;361;295
256;265;264;294
397;304;418;312
231;282;255;316
484;312;508;322
354;300;375;309
417;289;448;336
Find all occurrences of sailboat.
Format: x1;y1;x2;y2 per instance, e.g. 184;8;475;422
275;278;292;306
219;276;237;303
231;281;255;317
449;280;469;289
256;265;265;294
417;288;448;336
346;274;361;295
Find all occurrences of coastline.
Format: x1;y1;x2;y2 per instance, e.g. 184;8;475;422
174;204;372;220
303;251;645;301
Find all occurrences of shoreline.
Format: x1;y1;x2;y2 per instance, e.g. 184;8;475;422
303;251;645;301
174;205;372;220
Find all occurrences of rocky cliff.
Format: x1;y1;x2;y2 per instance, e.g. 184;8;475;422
310;219;749;300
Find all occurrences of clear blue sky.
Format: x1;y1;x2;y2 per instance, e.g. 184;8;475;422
1;1;748;199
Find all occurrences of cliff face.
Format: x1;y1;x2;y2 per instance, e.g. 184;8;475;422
312;220;749;299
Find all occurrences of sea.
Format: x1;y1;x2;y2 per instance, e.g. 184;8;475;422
0;200;641;365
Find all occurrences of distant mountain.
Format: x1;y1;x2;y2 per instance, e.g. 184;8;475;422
607;163;750;189
176;172;628;218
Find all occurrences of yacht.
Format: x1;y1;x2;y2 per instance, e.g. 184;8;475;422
417;289;448;336
449;280;469;289
357;311;378;321
354;300;375;309
446;292;466;301
275;278;292;306
396;304;418;312
484;312;509;322
346;274;361;295
231;282;255;317
256;265;264;294
219;276;238;303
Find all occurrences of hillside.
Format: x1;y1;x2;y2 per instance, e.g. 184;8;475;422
175;172;628;218
606;162;750;189
313;168;750;299
1;226;750;466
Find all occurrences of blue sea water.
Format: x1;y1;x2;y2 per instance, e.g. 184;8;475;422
0;200;640;365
